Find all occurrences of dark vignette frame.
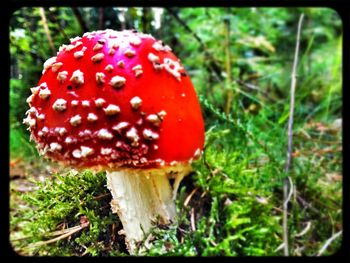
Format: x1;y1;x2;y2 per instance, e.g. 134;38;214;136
1;0;349;262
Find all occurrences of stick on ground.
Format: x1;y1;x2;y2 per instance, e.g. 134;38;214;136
283;13;305;257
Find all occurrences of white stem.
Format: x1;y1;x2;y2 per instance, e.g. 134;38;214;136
106;164;191;253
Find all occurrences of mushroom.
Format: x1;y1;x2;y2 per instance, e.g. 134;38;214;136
23;29;205;253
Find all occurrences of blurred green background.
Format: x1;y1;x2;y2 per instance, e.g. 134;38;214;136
10;7;342;256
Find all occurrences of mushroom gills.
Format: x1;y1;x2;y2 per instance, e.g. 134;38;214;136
106;164;192;253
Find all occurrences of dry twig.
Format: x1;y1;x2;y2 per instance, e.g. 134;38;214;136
282;13;305;257
39;8;55;54
190;208;196;232
184;187;198;207
25;222;89;249
224;17;233;115
316;230;342;256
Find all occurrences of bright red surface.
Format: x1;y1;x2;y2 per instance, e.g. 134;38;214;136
26;30;205;168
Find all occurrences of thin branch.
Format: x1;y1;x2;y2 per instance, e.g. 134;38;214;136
98;7;104;30
282;177;290;256
224;17;233;115
46;9;69;42
283;176;294;208
165;8;224;82
72;7;89;34
184;187;199;207
39;8;55;55
25;223;89;249
190;208;196;231
295;221;312;237
316;230;342;256
285;13;304;173
233;78;276;102
282;13;304;257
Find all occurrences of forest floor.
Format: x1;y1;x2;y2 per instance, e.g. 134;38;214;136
9;116;343;256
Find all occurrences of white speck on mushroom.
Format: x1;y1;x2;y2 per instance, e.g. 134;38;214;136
104;64;114;72
74;50;84;59
65;136;75;144
111;41;120;49
51;62;63;73
52;99;67;112
129;36;142;46
148;53;160;63
95;72;105;85
108;48;115;55
70;69;84;85
112;122;129;133
78;129;92;138
94;98;106;108
42;56;57;74
152;41;172;52
82;100;90;107
65;41;82;52
57;71;68;83
152;41;163;52
70;36;82;43
153;63;163;71
103;104;120;115
124;48;136;58
58;44;66;52
109;75;126;89
142;129;159;140
163;58;183;81
83;32;95;39
38;131;44;137
117;60;125;68
38;87;51;100
101;148;112;155
146;114;161;126
157;110;167;120
54;127;67;136
91;53;105;63
72;149;82;159
153;145;159;150
70;115;82;126
155;158;165;166
37;113;45;120
65;44;75;52
93;43;104;51
132;65;143;77
26;107;38;116
97;129;114;140
81;146;94;157
130;96;142;110
30;86;40;95
26;95;33;105
42;126;49;134
87;113;98;122
49;142;62;152
126;127;139;147
136;118;143;126
98;38;106;44
181;93;186;97
71;100;79;107
170;161;177;166
23;116;36;128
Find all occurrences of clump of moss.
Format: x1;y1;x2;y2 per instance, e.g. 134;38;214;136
10;170;127;256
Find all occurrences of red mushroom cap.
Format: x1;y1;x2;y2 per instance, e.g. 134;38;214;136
24;29;205;169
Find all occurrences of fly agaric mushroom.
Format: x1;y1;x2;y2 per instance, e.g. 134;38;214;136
24;29;205;253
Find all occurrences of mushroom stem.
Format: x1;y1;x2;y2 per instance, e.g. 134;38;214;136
106;164;191;253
